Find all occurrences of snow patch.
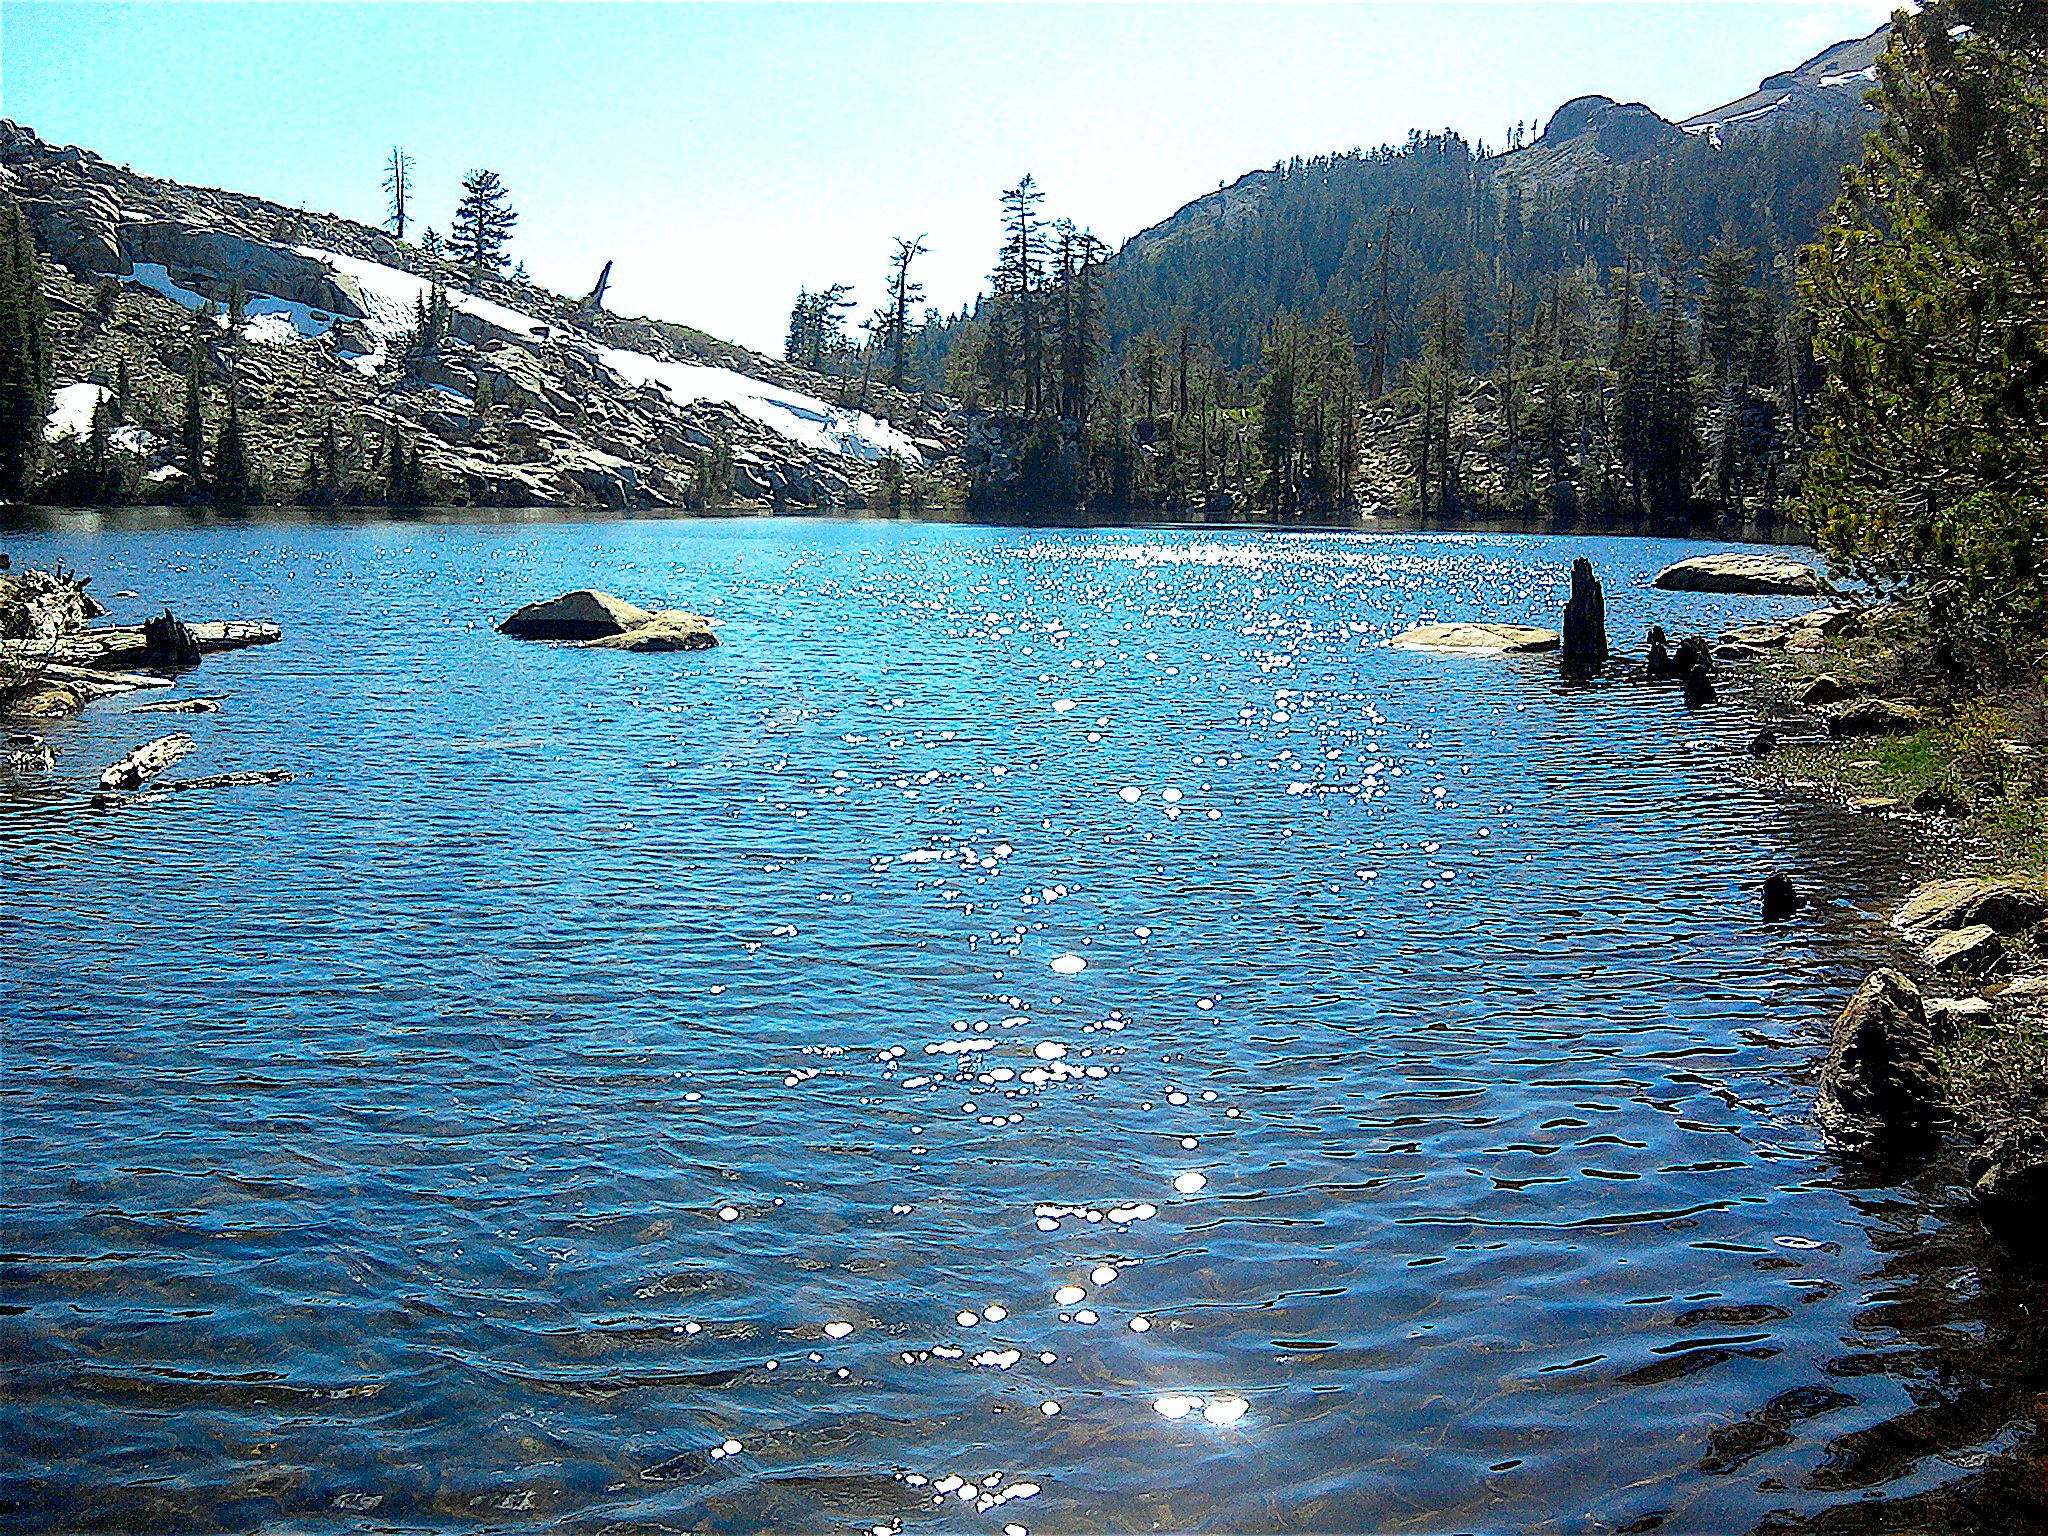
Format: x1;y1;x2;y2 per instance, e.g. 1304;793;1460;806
298;247;556;346
595;343;921;464
124;262;343;346
1818;66;1878;88
45;382;109;440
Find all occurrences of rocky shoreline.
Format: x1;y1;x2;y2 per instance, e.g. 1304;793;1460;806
1390;548;2047;1229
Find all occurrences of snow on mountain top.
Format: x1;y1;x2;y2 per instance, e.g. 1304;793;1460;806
304;248;917;462
113;236;920;465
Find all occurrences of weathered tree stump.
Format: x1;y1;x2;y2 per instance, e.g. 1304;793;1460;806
1674;636;1718;706
1762;872;1803;921
1560;557;1608;672
1645;625;1673;680
143;608;202;668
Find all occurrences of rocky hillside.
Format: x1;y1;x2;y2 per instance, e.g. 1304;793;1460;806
4;121;955;510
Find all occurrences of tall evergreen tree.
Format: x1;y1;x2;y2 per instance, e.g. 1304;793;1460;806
180;310;211;485
0;192;51;501
208;387;256;506
1801;0;2048;660
450;170;517;274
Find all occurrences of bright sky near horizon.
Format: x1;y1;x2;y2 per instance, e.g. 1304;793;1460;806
4;2;1899;357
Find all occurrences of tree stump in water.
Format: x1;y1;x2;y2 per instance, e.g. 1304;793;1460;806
143;609;202;669
1645;625;1673;680
1560;557;1608;672
1674;636;1718;706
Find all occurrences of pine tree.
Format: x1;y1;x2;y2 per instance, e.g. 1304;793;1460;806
450;170;517;273
1801;0;2048;661
992;175;1047;410
208;386;257;505
180;315;210;485
0;192;52;501
384;147;414;240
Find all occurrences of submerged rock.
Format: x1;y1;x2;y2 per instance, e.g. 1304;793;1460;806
578;611;717;652
1388;621;1560;655
1652;552;1834;595
1816;968;1944;1153
1762;872;1803;921
1895;876;2047;936
499;589;656;639
1560;558;1607;670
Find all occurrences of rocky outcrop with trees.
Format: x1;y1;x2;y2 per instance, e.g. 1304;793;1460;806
0;121;956;513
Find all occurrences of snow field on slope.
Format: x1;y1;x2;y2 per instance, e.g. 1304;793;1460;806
303;248;920;463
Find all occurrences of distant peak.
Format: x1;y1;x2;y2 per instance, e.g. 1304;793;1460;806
1543;96;1618;142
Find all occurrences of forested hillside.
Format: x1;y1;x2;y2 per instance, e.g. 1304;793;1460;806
869;25;1893;523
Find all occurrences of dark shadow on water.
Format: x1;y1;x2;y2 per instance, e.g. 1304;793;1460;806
1743;1170;2048;1535
1;500;1820;545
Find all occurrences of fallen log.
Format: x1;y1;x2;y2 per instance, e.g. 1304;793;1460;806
24;620;282;670
90;767;297;809
97;733;195;791
33;662;175;694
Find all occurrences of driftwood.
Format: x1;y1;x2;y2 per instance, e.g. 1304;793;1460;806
36;662;175;695
157;769;296;792
90;767;297;809
27;620;281;671
97;733;195;791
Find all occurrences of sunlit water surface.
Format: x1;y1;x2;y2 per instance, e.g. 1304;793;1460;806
4;517;2044;1534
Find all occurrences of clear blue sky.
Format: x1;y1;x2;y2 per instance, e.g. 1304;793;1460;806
4;2;1898;356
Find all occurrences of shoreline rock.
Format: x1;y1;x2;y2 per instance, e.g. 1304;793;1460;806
1816;968;1944;1155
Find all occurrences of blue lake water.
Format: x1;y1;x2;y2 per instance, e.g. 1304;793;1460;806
3;515;2043;1533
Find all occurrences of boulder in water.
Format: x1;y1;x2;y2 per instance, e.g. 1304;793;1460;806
578;611;717;652
500;589;658;640
1389;622;1560;655
1652;552;1834;595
